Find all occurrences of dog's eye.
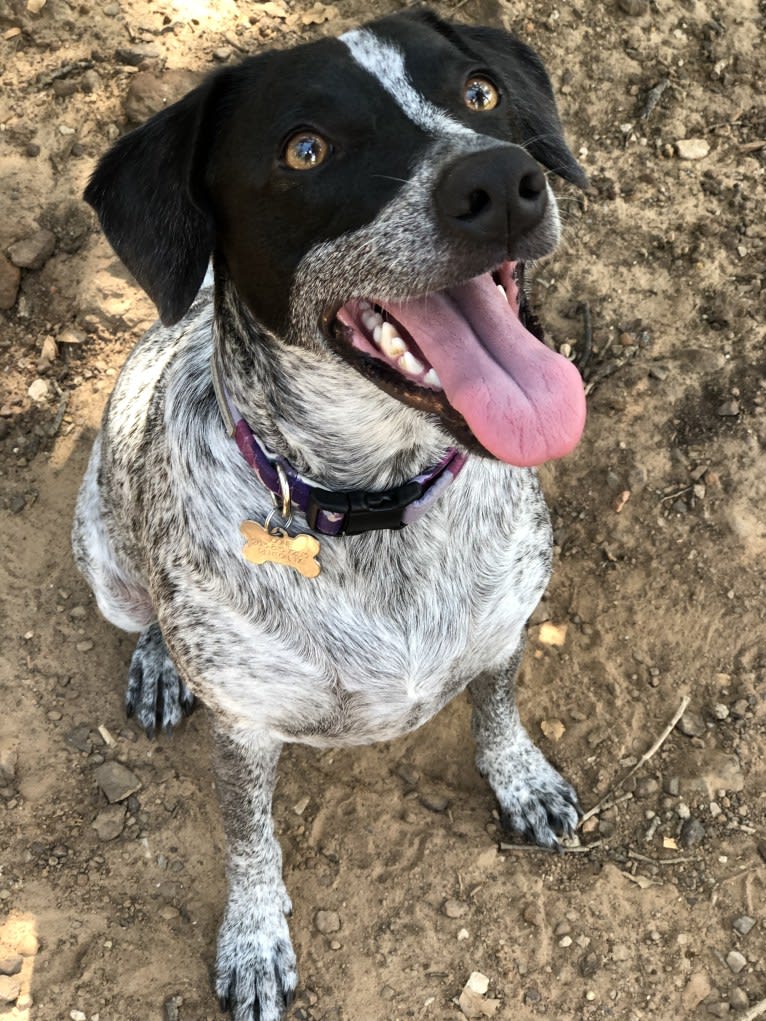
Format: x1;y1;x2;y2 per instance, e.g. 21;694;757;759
283;131;330;170
464;76;499;112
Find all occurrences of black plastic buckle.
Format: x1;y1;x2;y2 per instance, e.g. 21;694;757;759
307;479;424;535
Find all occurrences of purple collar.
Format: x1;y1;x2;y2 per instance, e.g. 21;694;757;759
211;354;467;536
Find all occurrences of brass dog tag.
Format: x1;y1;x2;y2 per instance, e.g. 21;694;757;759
240;521;321;578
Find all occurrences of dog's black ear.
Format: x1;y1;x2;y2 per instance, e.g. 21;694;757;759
84;76;223;326
424;15;588;190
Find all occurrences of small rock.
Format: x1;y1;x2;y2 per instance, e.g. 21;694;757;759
465;973;489;996
25;142;41;157
81;69;102;93
579;951;600;978
70;1011;87;1021
65;724;93;753
38;335;58;370
636;777;660;799
523;987;541;1004
123;69;203;124
726;950;747;974
677;710;706;737
8;229;56;270
419;790;449;813
164;994;183;1021
443;899;468;919
292;796;310;816
58;326;86;345
28;378;50;402
0;956;22;977
538;622;567;646
707;1003;730;1018
94;761;141;803
0;253;21;309
679;818;705;849
0;747;17;786
92;804;126;840
17;932;38;957
717;400;740;418
314;910;340;934
682;972;712;1011
729;988;749;1009
540;719;565;742
559;935;573;948
733;916;755;936
676;138;711;160
663;776;680;796
76;640;94;652
395;762;419;787
617;0;648;13
0;974;21;1006
712;704;729;720
213;47;231;61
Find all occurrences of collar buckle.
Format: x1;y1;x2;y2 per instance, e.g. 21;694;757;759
307;479;424;535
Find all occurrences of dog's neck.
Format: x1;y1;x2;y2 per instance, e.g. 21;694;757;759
213;276;451;492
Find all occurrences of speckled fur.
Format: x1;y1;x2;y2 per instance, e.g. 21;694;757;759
72;17;581;1020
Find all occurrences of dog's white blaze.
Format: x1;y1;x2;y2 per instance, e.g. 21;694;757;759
340;28;474;138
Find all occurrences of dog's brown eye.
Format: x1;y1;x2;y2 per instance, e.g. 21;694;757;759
283;131;330;170
464;76;499;112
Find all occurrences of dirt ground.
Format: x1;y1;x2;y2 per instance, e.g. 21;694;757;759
1;0;765;1018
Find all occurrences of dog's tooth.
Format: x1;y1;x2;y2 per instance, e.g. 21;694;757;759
358;299;372;311
497;283;507;300
373;324;383;344
362;310;383;332
423;368;442;389
398;351;424;377
380;322;407;358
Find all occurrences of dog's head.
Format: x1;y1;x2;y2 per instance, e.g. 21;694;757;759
85;8;588;467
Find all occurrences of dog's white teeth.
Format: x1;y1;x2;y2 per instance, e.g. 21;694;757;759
373;324;382;343
358;299;372;311
423;368;442;389
362;309;383;332
380;322;407;358
398;351;424;377
497;283;507;300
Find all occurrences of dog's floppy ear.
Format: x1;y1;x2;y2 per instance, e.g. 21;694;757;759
84;75;225;326
408;10;588;190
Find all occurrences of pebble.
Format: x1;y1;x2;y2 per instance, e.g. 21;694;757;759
92;804;126;840
712;703;729;720
28;378;50;402
663;776;680;796
729;988;749;1009
717;400;740;417
314;910;340;934
8;229;56;270
558;936;573;948
677;710;706;737
419;790;449;813
676;138;711;160
679;817;705;848
733;916;755;936
540;718;565;742
95;762;141;803
0;253;21;309
0;975;21;1006
76;640;94;652
726;950;747;974
0;956;22;976
617;0;648;14
443;898;468;919
70;1011;87;1021
164;995;183;1021
707;1003;730;1018
123;69;203;124
25;142;41;157
636;777;659;799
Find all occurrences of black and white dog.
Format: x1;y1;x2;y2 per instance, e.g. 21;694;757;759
73;9;588;1019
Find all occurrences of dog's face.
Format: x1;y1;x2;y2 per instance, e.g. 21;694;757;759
85;8;587;467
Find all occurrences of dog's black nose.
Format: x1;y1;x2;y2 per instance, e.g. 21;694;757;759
435;146;548;251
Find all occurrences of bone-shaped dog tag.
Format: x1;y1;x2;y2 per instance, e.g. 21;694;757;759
240;521;321;578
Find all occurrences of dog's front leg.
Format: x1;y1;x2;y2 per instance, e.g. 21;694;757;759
213;728;297;1021
469;643;579;849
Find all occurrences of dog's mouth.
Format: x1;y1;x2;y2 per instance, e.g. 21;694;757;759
323;261;586;467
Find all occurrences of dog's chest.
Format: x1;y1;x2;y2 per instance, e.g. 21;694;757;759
179;465;552;746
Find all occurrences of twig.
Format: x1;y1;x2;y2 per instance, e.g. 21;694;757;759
577;301;593;375
499;840;602;854
639;78;670;120
580;696;690;826
740;995;766;1021
660;485;693;504
740;139;766;153
628;850;694;865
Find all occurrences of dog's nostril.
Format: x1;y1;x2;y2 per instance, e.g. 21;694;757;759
519;169;546;202
456;188;491;222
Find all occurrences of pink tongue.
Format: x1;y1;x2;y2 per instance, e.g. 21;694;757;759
385;274;586;466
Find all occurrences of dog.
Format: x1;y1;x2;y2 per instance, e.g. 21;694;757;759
72;8;588;1019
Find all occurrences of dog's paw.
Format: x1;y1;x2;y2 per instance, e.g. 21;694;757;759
125;623;195;738
215;886;297;1021
479;742;579;849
